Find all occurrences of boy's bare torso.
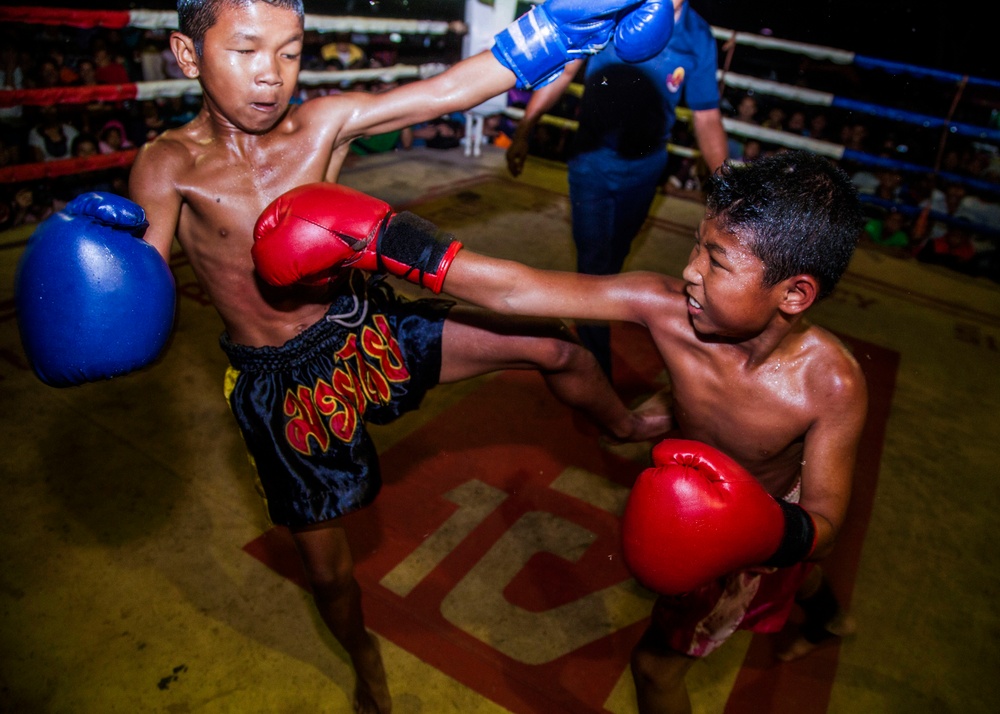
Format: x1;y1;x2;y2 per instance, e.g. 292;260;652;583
649;283;853;497
140;103;352;347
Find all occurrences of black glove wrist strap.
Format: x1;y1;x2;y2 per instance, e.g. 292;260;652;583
378;211;457;275
763;500;816;568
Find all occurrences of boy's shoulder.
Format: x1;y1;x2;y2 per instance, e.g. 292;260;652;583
135;120;202;169
797;322;865;400
132;127;194;178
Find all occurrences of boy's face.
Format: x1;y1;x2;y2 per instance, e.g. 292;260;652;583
180;1;303;133
682;217;782;338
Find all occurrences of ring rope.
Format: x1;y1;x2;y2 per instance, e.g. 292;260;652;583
711;26;1000;90
0;6;451;35
2;4;997;238
0;65;448;110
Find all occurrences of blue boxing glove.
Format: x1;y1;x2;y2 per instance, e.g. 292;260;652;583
614;0;675;63
492;0;675;89
15;192;175;387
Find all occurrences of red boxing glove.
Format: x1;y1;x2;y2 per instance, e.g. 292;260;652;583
621;439;817;595
252;182;462;293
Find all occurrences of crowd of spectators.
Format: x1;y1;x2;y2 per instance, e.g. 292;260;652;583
0;22;473;232
2;20;999;284
711;86;1000;282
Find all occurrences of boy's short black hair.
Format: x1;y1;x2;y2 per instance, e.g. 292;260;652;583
705;151;863;300
177;0;305;56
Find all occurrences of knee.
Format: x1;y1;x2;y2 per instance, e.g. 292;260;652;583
534;326;591;372
302;556;356;601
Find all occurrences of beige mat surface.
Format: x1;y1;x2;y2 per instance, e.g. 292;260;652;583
0;146;996;713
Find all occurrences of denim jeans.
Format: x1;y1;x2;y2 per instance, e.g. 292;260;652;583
567;147;668;375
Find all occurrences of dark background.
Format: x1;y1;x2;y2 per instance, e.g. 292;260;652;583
14;0;997;81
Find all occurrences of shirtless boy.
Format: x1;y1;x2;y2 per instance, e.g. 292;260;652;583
16;1;675;712
253;150;868;713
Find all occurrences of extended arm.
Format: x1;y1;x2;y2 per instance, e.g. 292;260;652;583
339;0;675;140
691;107;729;175
250;182;675;324
339;52;516;140
443;249;668;325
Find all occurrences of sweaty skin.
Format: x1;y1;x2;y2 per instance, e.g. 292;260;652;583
128;6;669;712
131;1;514;348
440;217;868;558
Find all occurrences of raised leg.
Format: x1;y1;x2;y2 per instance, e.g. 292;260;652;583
438;306;669;443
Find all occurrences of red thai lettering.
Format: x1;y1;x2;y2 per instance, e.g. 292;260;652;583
363;314;409;382
284;384;330;455
282;311;413;455
315;377;358;443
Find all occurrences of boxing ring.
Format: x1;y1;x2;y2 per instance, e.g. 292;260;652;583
3;3;998;240
1;5;999;714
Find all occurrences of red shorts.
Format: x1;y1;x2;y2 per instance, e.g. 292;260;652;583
651;561;814;657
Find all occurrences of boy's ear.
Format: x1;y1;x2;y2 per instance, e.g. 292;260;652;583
170;32;200;79
779;274;818;315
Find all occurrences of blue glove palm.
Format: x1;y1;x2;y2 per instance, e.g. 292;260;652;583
16;192;176;387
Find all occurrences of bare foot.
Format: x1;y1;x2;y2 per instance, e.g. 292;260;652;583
352;633;391;714
775;611;857;662
607;389;673;444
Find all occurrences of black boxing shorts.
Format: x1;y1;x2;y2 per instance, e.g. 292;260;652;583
221;273;453;529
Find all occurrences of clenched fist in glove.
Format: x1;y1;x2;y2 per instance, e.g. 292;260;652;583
253;182;462;294
492;0;676;88
621;439;817;595
16;192;175;387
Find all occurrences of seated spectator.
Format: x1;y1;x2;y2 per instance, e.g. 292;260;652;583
785;110;808;136
1;40;26;126
761;105;786;131
872;168;904;202
737;138;763;163
138;35;166;81
27;106;79;162
922;182;973;240
47;48;79;86
98;119;134;154
71;133;100;158
917;224;979;274
76;58;98;87
135;100;167;143
0;134;21;168
841;121;870;152
410;114;465;150
93;46;130;85
726;93;759;159
8;185;53;227
321;33;367;70
807;112;831;141
861;209;913;257
850;164;881;195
